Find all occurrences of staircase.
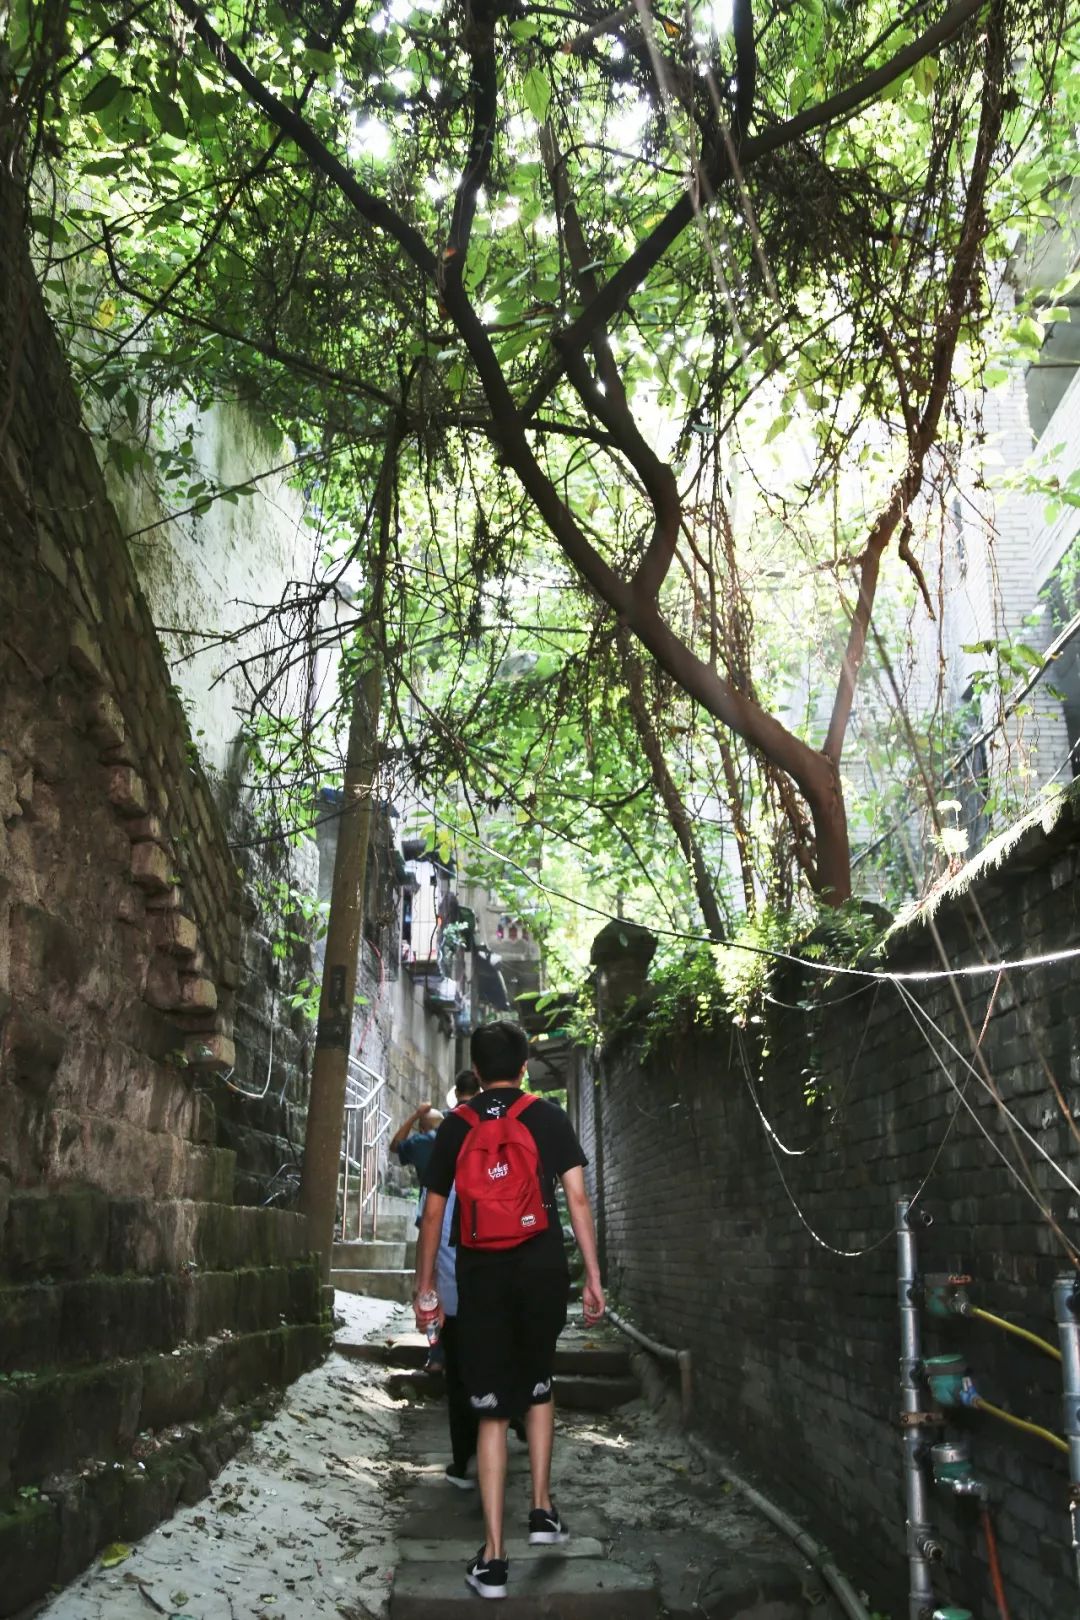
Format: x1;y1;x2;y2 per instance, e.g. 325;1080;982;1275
352;1317;656;1617
336;1316;641;1413
331;1191;417;1303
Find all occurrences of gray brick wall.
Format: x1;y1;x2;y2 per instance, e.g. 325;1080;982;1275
579;791;1080;1620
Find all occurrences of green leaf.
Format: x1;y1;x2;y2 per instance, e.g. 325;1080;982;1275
150;90;186;139
100;1543;132;1569
522;67;551;124
81;73;124;114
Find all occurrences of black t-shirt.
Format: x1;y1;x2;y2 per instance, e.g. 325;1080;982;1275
423;1087;587;1274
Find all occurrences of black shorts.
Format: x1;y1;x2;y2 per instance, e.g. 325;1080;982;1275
456;1261;568;1421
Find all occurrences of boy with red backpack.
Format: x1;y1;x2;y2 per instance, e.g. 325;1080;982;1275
414;1021;605;1600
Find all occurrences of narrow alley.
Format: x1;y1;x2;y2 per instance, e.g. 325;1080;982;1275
37;1289;822;1620
6;4;1080;1616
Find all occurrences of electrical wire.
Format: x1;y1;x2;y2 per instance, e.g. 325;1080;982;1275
966;1305;1062;1363
893;981;1080;1264
219;991;277;1102
970;1397;1069;1457
897;982;1080;1205
428;804;1080;983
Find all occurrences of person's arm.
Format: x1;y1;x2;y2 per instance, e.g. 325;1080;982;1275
390;1101;431;1153
413;1190;447;1330
560;1165;605;1325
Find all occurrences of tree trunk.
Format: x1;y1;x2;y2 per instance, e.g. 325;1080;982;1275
298;661;382;1277
618;631;728;940
297;421;399;1275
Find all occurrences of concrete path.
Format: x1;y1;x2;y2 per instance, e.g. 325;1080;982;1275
32;1295;834;1620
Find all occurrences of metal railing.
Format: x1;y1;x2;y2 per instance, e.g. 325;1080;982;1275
340;1055;391;1243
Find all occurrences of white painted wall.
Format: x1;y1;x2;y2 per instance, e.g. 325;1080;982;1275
103;398;319;792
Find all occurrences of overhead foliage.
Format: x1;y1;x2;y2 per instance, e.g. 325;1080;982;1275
3;0;1078;958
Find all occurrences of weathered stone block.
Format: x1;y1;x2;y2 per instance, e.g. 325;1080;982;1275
131;841;171;892
5;1190;111;1280
107;765;149;818
9;903;82;997
139;1346;209;1431
13;1361;143;1484
67;622;105;684
185;1033;235;1072
0;1282;62;1372
144;884;182;911
178;974;218;1014
0;756;21;824
182;1144;236;1204
0;1497;60;1615
126;814;165;845
2;1008;66;1098
0;1386;18;1497
87;690;125;753
150;913;198;960
144;960;181;1012
36;525;68;587
59;1273;182;1364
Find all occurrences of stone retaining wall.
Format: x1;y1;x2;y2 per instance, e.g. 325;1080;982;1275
0;171;327;1612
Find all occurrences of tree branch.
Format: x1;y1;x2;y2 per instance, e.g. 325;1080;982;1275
171;0;436;276
822;0;1004;767
443;0;500;284
522;0;985;420
540;124;681;599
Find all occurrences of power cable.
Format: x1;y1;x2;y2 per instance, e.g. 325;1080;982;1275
895;979;1080;1205
892;980;1080;1264
431;803;1080;982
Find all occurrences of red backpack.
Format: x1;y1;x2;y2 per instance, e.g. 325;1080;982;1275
454;1095;550;1251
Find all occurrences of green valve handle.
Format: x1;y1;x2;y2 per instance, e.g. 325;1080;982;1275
933;1609;973;1619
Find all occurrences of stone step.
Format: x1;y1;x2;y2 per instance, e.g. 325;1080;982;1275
331;1267;416;1303
397;1488;610;1544
336;1332;632;1379
1;1190;311;1281
390;1557;659;1617
333;1239;415;1269
401;1536;606;1562
386;1370;640;1413
0;1259;322;1373
0;1320;328;1497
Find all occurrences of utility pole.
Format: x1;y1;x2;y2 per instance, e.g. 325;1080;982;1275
299;422;399;1276
299;661;381;1275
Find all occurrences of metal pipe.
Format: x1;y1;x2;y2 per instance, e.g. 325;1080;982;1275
1053;1273;1080;1601
606;1306;693;1423
898;1197;938;1620
684;1434;871;1620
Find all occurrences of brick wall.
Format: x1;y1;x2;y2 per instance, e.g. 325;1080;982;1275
575;785;1080;1620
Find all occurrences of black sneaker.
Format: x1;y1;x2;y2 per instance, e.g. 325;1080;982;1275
445;1462;474;1490
528;1504;569;1545
465;1547;508;1599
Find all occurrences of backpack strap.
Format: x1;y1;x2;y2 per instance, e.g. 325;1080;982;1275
506;1094;540;1122
453;1103;479;1130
